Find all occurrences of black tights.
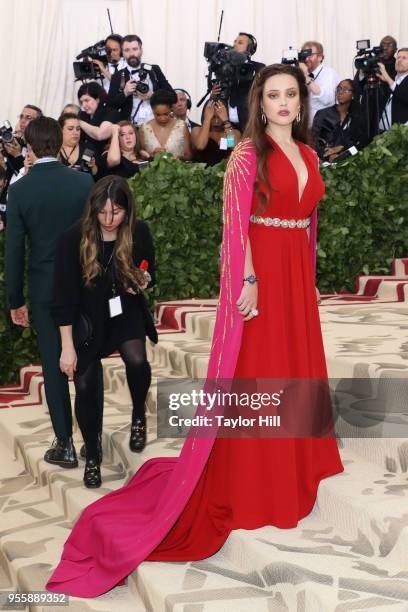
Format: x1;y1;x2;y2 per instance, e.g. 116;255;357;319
74;338;151;460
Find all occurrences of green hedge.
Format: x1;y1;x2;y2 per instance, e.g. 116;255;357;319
317;124;408;292
1;126;407;383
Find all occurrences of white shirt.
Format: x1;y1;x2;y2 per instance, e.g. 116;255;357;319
379;72;408;131
102;57;126;93
125;62;155;127
308;64;340;125
9;156;57;188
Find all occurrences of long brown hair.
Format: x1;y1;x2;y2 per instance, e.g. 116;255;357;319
80;175;145;289
243;64;310;212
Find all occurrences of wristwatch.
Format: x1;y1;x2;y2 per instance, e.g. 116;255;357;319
243;274;258;284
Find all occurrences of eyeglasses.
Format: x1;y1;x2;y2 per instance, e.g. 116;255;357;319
336;87;353;93
18;114;36;121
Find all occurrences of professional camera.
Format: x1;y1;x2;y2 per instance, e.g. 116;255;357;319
79;147;95;172
204;42;255;101
73;40;109;82
130;65;151;95
281;47;312;66
354;40;384;76
0;121;15;145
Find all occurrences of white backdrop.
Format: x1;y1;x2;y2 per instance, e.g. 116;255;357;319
1;0;408;124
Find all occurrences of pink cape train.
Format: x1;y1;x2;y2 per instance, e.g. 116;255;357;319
46;139;318;597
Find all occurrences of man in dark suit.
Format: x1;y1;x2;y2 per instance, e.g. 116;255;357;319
5;117;95;468
107;34;173;126
378;47;408;127
211;33;265;132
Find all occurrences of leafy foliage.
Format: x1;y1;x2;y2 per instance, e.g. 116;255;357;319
1;128;407;382
317;124;408;291
129;154;225;303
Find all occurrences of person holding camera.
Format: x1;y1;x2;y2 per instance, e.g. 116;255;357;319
52;176;157;487
210;33;265;132
77;82;120;161
298;41;340;125
192;99;241;165
2;105;42;185
58;113;98;177
5;117;95;469
378;48;408;129
312;79;366;162
92;34;127;94
139;89;192;159
107;34;173;126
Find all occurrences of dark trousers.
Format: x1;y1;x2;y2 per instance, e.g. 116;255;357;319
30;302;104;440
74;338;151;460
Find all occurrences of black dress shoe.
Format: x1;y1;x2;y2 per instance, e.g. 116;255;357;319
83;458;102;488
44;437;78;468
80;433;103;463
129;417;146;452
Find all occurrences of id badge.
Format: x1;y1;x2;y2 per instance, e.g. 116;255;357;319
109;295;123;318
219;137;228;150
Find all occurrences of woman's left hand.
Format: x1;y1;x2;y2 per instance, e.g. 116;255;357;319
316;287;322;304
86;157;98;175
236;282;258;321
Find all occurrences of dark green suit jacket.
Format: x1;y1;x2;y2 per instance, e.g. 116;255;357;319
5;161;93;308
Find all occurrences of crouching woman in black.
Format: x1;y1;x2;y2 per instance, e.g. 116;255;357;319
53;175;157;488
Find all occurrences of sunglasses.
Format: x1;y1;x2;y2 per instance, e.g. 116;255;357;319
18;114;36;121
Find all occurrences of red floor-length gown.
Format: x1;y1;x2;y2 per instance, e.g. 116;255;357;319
147;136;344;562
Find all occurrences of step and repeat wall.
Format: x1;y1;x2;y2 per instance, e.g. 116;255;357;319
1;0;408;123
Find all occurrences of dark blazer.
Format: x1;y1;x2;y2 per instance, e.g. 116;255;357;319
107;64;173;120
52;220;158;370
312;104;367;158
386;74;408;125
5;161;93;308
229;60;265;131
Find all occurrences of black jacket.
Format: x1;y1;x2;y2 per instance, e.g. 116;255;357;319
107;64;173;120
384;74;408;125
52;220;158;370
228;60;265;131
312;104;367;158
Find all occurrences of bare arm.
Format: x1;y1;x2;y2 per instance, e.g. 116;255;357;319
79;120;113;142
107;124;121;167
236;237;258;321
182;124;192;160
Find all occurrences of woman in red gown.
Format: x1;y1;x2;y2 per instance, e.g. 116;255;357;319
47;64;343;597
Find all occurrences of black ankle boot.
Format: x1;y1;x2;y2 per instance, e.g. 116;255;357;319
83;458;101;488
129;417;146;452
44;437;78;468
80;433;103;463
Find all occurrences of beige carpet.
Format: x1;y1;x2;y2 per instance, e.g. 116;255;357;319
1;262;408;611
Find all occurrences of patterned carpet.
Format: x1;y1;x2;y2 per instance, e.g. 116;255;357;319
0;261;408;611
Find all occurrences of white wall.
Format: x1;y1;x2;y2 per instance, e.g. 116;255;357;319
1;0;407;124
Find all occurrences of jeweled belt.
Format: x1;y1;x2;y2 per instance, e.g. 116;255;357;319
250;215;310;228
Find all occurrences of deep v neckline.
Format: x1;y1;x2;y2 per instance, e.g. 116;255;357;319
267;135;309;204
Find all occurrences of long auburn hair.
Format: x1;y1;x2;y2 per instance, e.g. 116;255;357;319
80;175;145;289
243;64;310;213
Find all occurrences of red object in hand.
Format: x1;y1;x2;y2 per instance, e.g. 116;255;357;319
140;260;149;271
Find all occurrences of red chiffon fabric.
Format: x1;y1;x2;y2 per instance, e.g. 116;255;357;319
147;138;344;561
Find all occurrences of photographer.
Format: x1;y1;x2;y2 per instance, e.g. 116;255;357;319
78;82;120;159
107;34;173;126
210;33;264;132
92;34;126;93
298;40;340;125
354;36;397;100
378;48;408;129
192;99;241;166
312;79;366;162
2;105;42;184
